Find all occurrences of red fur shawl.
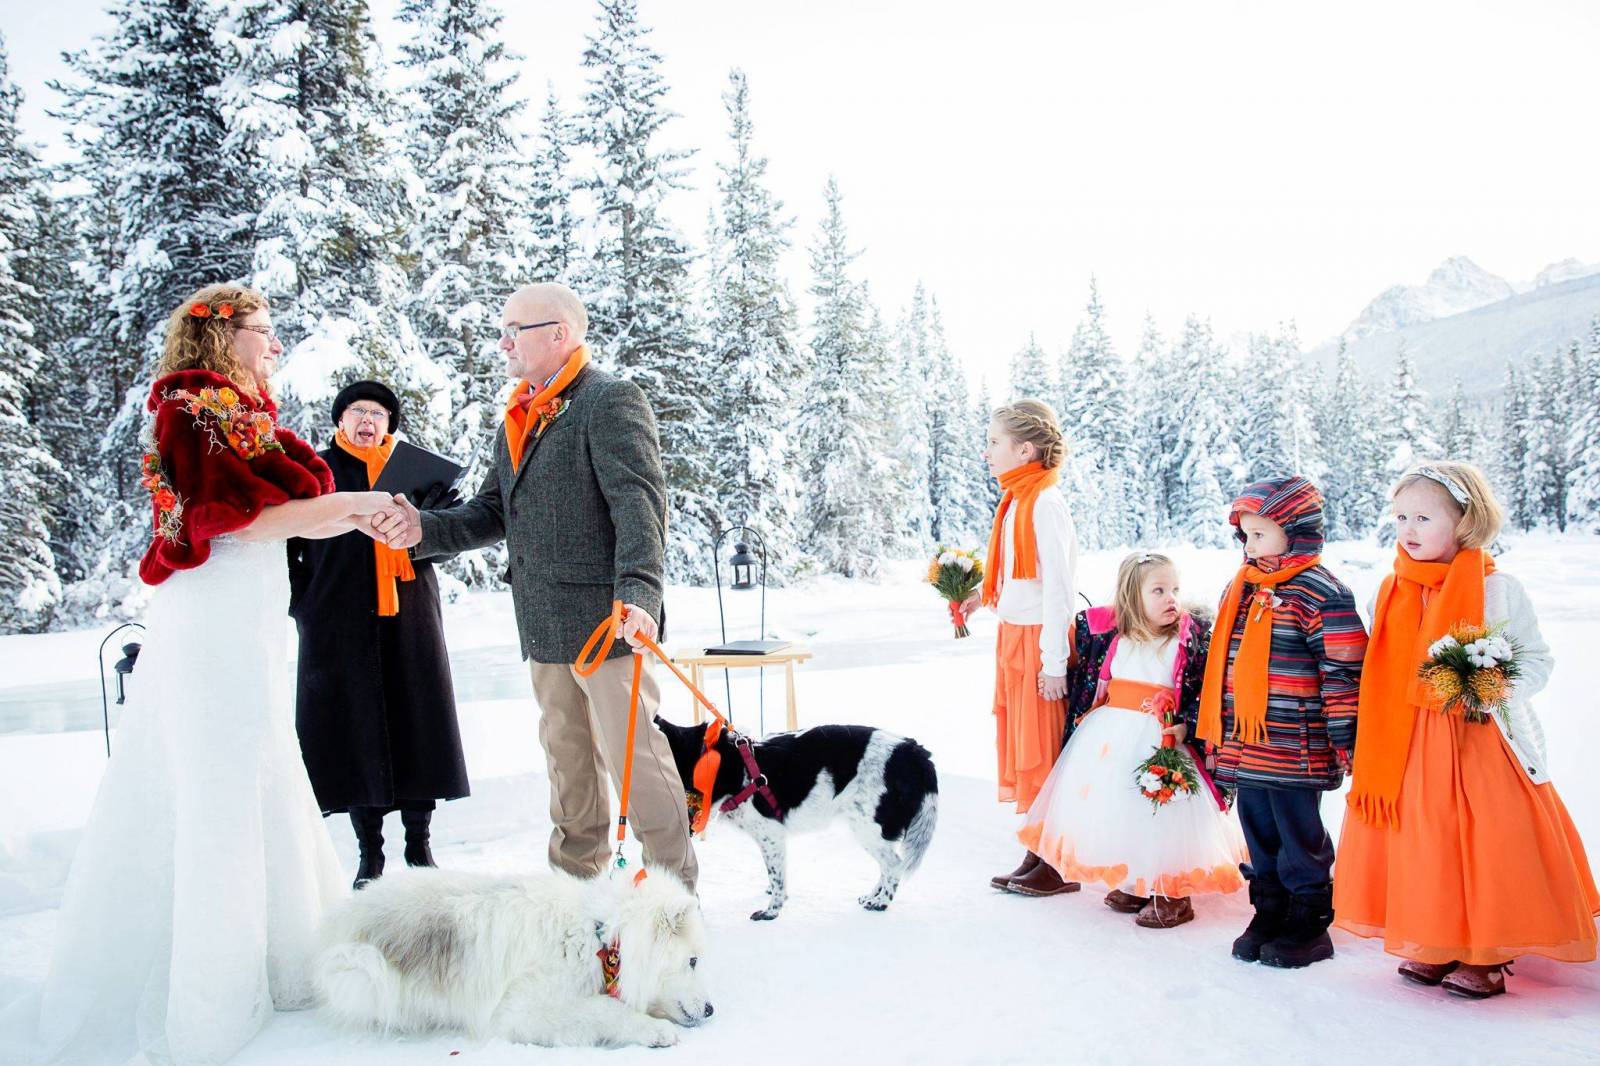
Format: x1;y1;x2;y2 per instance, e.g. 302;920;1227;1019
138;369;332;586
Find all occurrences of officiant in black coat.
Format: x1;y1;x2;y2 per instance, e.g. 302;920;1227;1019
288;380;470;891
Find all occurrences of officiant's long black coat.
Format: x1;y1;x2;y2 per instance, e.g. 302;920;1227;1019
288;444;470;814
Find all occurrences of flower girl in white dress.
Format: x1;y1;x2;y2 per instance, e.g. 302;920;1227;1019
1020;553;1246;928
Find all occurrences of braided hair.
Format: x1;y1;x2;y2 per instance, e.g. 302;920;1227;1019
991;398;1067;469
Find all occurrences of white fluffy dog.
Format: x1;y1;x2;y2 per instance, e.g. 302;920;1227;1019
314;866;712;1049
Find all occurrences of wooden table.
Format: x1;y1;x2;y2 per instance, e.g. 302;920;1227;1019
667;645;814;732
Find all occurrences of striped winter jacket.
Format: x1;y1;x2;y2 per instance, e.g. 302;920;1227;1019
1191;477;1369;792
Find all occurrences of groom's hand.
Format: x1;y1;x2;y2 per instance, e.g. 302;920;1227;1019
371;494;422;549
620;603;658;651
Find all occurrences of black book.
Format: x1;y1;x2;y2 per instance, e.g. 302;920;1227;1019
371;441;465;499
704;639;792;655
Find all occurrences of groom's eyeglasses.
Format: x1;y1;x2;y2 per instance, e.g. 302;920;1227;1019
500;320;560;343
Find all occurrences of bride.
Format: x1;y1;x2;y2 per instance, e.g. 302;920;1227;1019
7;284;396;1065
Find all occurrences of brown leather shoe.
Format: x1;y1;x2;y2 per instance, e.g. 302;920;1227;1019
1398;960;1459;986
1442;963;1511;999
1008;860;1081;897
1104;889;1149;913
990;851;1042;891
1135;895;1194;928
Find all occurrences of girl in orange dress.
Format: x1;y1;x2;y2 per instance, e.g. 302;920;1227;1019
961;399;1079;896
1333;460;1599;998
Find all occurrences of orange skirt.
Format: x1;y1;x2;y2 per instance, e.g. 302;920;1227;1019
993;622;1066;814
1333;706;1600;965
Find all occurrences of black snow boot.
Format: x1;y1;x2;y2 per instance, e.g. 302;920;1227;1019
401;808;436;868
1259;887;1335;969
350;807;386;890
1231;873;1290;962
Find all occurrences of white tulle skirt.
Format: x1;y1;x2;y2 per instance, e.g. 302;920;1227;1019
8;537;344;1065
1019;703;1248;898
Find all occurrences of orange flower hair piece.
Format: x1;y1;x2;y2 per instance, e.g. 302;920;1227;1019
216;303;235;319
189;302;212;319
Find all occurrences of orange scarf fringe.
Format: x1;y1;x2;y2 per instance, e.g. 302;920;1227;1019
1346;546;1495;828
981;462;1060;607
505;345;590;472
334;429;415;617
1196;555;1322;747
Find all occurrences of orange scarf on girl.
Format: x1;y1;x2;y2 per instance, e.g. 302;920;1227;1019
505;345;590;472
334;429;415;617
981;461;1060;607
1196;554;1322;747
1347;546;1495;828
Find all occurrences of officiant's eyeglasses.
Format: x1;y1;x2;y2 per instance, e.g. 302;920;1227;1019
501;320;560;343
344;405;390;423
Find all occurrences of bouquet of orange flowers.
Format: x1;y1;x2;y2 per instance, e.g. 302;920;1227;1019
927;547;983;638
1419;622;1522;725
1133;695;1200;812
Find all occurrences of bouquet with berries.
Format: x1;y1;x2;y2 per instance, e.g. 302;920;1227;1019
927;547;984;638
1419;622;1523;725
1132;694;1201;812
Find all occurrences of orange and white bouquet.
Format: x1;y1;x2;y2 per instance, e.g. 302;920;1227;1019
927;547;983;638
1419;622;1523;725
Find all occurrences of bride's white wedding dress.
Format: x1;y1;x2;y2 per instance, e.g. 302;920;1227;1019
7;537;344;1065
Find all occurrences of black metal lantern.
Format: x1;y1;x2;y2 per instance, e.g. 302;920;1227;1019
728;542;758;591
97;622;145;758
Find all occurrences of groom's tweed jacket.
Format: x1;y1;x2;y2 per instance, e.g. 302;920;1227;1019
416;364;667;664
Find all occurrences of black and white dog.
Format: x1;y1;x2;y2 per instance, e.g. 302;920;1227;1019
654;717;938;920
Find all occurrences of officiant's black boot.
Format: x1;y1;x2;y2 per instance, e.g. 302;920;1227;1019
350;807;386;890
401;808;436;868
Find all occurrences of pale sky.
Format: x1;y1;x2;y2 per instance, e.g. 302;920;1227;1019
7;0;1600;386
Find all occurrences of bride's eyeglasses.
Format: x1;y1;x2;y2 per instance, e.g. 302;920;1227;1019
233;323;281;344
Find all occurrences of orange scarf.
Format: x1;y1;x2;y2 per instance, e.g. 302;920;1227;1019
1196;555;1322;747
334;429;416;617
981;462;1060;607
505;345;589;472
1347;546;1495;827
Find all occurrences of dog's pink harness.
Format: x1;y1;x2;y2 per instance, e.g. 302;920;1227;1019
718;733;784;820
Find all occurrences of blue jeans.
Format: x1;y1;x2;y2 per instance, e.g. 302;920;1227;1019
1237;787;1334;896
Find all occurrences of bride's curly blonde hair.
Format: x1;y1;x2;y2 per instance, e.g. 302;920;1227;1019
158;283;272;402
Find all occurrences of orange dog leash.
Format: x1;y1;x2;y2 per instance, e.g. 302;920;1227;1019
575;601;738;872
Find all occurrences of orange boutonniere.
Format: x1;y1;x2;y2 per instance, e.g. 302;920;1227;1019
533;397;568;438
189;302;212;319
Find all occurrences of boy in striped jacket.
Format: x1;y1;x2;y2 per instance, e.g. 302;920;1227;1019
1190;476;1368;969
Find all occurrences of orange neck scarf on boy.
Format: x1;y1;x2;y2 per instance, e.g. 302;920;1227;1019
334;429;415;617
505;345;590;472
981;462;1060;607
1347;546;1495;828
1196;554;1322;747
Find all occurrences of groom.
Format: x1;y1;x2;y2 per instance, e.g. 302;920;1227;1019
371;282;696;889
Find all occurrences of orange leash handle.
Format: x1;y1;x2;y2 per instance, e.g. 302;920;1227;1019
575;602;741;866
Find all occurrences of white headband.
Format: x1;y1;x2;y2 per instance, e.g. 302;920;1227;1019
1415;466;1471;508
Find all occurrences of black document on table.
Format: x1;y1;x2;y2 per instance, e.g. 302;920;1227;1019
371;441;465;499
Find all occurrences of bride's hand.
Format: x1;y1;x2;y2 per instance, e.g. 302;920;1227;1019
341;491;396;516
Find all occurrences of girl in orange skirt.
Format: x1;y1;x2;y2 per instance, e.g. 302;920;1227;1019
961;399;1079;895
1334;460;1599;998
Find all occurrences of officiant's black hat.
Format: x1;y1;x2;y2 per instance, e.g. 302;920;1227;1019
331;380;401;433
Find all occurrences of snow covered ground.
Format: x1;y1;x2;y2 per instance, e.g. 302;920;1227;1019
2;535;1598;1064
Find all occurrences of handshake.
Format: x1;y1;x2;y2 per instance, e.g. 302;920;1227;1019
341;491;427;548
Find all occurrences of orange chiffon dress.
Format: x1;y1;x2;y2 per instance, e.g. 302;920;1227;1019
994;621;1067;813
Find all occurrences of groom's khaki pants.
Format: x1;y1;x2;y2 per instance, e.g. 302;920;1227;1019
528;656;698;890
